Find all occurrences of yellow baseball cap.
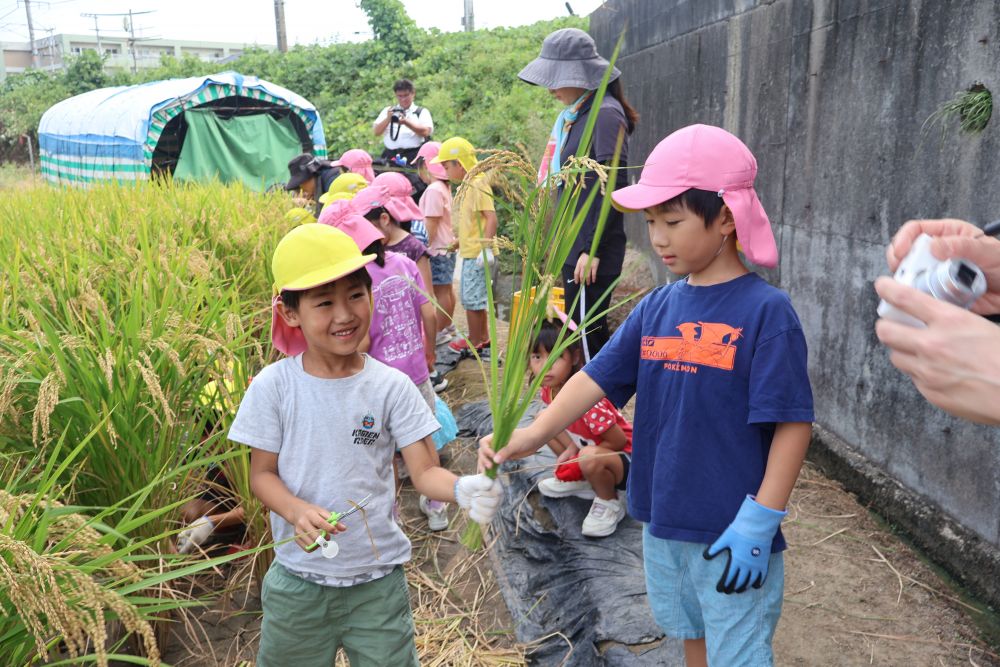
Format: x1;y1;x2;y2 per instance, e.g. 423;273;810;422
318;191;356;204
284;206;317;225
272;223;375;292
431;136;477;172
319;172;369;203
271;224;376;355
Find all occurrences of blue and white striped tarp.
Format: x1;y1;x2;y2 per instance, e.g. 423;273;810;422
38;71;327;186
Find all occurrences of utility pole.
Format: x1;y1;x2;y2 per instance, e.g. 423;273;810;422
43;28;55;68
274;0;288;53
462;0;474;32
81;13;104;56
24;0;39;67
83;10;153;73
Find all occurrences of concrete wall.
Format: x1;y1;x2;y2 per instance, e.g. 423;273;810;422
592;0;1000;601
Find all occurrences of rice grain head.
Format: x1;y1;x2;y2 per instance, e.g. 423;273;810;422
0;533;160;667
32;369;63;446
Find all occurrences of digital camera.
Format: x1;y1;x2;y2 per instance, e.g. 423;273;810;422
390;105;407;122
877;233;987;327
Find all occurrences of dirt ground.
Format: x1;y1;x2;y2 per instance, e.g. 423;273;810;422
162;253;999;666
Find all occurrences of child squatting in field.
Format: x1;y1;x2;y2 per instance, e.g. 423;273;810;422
228;223;502;667
480;125;814;667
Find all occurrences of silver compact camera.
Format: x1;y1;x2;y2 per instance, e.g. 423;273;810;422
877;233;987;327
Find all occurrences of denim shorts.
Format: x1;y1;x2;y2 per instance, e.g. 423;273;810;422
430;252;457;286
642;527;783;666
460;258;488;310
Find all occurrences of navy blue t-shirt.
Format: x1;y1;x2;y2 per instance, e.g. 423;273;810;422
583;273;814;552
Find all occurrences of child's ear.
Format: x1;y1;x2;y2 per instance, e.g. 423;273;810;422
718;205;737;235
276;301;301;328
380;212;392;227
569;348;583;369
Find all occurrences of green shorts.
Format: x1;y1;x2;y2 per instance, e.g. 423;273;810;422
257;562;418;667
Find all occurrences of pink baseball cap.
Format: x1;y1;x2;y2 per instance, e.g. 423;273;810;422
317;200;385;251
611;124;778;268
372;171;423;222
331;148;375;183
415;141;448;180
349;183;392;218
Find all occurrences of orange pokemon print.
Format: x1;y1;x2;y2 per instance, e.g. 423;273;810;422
640;322;743;372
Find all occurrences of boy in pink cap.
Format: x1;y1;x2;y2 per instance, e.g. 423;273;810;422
229;223;502;666
479;125;814;667
415;141;458;344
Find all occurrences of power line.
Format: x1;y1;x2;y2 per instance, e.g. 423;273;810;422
74;8;154;73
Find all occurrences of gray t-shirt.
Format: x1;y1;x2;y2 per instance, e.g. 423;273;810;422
228;354;438;583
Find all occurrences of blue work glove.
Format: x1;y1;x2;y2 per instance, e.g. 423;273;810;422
703;495;786;594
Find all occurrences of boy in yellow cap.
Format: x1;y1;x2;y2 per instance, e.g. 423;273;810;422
431;136;498;355
228;223;502;667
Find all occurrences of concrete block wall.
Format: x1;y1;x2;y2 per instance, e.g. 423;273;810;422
591;0;1000;603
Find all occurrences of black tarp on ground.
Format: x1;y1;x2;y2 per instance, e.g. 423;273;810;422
455;400;685;666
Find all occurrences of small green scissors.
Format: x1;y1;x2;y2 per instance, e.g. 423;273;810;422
305;494;373;558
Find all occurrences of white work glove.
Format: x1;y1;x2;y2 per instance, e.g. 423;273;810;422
475;248;495;268
177;516;215;554
454;474;502;525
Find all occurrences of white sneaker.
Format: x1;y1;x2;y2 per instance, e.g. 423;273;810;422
419;495;449;531
581;497;626;537
538;476;595;499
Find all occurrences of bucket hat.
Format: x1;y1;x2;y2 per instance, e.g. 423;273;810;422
415;141;448;180
285;153;325;191
372;171;424;222
518;28;620;91
270;223;375;355
319;172;369;204
431;136;477;173
611;124;778;268
317;200;385;251
330;148;375;183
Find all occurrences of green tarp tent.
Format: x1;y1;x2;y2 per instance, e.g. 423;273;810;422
174;110;303;191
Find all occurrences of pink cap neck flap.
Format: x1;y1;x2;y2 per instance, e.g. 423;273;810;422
271;295;308;356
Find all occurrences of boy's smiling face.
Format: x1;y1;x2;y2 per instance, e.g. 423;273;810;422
279;275;371;358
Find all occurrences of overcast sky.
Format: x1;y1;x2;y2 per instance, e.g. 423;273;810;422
0;0;606;46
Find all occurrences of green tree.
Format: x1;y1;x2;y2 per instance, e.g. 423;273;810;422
62;50;107;95
0;70;69;144
359;0;418;61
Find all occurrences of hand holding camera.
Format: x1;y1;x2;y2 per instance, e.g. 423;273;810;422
389;105;407;123
874;218;1000;425
877;233;987;327
886;219;1000;316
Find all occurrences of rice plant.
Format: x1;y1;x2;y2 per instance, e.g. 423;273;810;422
0;425;261;666
0;181;286;550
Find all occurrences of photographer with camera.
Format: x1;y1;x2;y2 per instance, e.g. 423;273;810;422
373;79;433;168
875;218;1000;425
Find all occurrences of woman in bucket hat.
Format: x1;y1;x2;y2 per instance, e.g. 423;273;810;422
519;27;640;357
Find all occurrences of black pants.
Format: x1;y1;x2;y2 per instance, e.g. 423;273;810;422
561;265;618;360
